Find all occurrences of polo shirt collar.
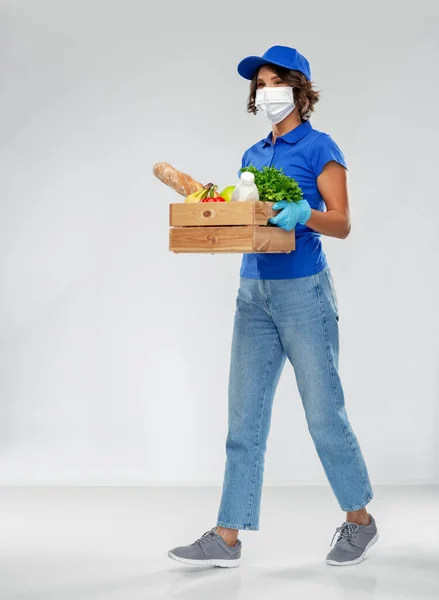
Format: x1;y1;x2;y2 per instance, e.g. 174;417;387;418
262;119;313;146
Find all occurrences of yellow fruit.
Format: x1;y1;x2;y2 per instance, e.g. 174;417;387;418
219;186;235;202
185;187;207;203
184;191;200;203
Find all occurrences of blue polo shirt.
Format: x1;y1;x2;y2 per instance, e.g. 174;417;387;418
239;119;347;279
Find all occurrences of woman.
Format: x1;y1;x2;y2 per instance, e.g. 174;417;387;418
168;45;379;568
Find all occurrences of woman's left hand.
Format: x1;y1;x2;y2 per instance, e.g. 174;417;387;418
269;199;312;231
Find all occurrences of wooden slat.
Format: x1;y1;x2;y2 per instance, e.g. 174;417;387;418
169;201;277;227
254;201;278;225
170;226;253;252
253;226;295;252
169;226;295;253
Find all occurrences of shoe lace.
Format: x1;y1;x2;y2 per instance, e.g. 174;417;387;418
330;521;359;547
195;527;218;546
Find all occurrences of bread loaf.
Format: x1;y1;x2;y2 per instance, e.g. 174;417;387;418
153;162;203;197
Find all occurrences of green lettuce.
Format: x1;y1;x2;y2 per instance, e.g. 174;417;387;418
239;165;303;203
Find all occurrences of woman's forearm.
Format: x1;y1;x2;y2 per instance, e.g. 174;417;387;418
306;208;351;239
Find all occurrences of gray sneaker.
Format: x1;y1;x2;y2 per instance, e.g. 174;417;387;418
168;526;241;567
326;513;379;566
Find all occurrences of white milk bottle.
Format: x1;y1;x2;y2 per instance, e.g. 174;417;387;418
231;171;259;202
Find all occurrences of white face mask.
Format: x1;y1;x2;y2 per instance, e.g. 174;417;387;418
255;86;295;125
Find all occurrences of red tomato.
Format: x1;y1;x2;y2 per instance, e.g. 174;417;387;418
200;197;226;202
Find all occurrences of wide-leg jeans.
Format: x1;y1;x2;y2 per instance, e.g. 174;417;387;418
217;267;374;531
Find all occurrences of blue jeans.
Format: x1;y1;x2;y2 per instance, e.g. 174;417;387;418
217;267;374;531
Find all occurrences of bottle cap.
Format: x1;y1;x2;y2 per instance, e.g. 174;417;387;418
240;171;255;184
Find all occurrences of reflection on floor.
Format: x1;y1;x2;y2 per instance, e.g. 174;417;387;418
0;485;438;599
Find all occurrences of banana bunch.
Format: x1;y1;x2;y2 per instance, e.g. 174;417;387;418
184;183;218;203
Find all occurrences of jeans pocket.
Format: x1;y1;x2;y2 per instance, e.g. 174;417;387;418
325;269;339;321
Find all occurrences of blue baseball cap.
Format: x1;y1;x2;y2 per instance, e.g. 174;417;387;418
237;45;311;81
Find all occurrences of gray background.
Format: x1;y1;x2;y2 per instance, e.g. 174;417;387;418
0;0;438;485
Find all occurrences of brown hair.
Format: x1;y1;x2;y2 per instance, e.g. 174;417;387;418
247;64;320;122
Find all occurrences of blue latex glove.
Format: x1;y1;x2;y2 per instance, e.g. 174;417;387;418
269;199;312;231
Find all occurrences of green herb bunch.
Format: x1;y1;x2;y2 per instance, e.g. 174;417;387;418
239;165;303;203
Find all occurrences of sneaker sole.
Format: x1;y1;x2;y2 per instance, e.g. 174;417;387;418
326;530;379;566
168;551;241;568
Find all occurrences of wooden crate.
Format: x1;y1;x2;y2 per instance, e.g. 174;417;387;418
169;201;295;254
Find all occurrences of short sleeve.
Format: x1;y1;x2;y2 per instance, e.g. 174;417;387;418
311;133;347;177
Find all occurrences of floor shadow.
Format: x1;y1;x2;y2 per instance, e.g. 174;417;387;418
265;546;439;599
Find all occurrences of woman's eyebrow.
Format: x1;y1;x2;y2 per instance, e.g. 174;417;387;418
257;75;281;82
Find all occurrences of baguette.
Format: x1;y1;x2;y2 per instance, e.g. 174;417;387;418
153;162;203;197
